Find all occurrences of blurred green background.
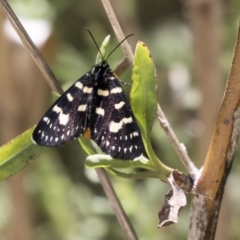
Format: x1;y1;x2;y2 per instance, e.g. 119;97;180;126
0;0;240;239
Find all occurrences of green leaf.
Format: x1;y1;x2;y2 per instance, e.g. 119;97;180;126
131;41;172;177
86;154;167;180
95;35;111;63
85;154;155;170
78;138;96;156
0;127;45;181
131;41;157;142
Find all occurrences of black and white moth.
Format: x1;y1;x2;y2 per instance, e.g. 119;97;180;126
32;36;144;160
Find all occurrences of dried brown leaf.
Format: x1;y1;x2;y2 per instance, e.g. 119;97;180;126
158;173;187;227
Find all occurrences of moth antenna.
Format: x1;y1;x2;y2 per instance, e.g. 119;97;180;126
106;34;134;61
83;27;134;62
82;26;104;60
119;80;131;86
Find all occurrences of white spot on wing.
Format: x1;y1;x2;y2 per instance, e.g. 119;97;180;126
78;104;87;111
67;93;74;102
110;87;122;94
75;82;83;89
106;141;110;146
124;148;127;153
43;117;49;123
96;107;105;116
109;117;133;133
133;132;139;137
83;87;93;93
98;89;109;96
53;105;61;113
112;146;116;150
53;105;70;125
114;101;125;109
59;114;69;125
129;146;133;152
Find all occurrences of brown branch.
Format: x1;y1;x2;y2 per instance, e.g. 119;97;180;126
189;23;240;240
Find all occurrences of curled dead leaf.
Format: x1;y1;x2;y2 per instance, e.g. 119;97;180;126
158;172;187;227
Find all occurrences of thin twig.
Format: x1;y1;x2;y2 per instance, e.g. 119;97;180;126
0;1;132;238
96;169;138;240
101;0;134;65
0;0;63;94
100;2;140;239
113;57;130;76
156;105;199;180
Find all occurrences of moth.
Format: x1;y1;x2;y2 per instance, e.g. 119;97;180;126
32;31;143;160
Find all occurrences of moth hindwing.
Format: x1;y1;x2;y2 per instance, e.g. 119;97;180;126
32;61;144;160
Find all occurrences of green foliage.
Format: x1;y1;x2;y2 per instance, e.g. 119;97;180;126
131;41;172;176
0;128;45;181
131;41;157;140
